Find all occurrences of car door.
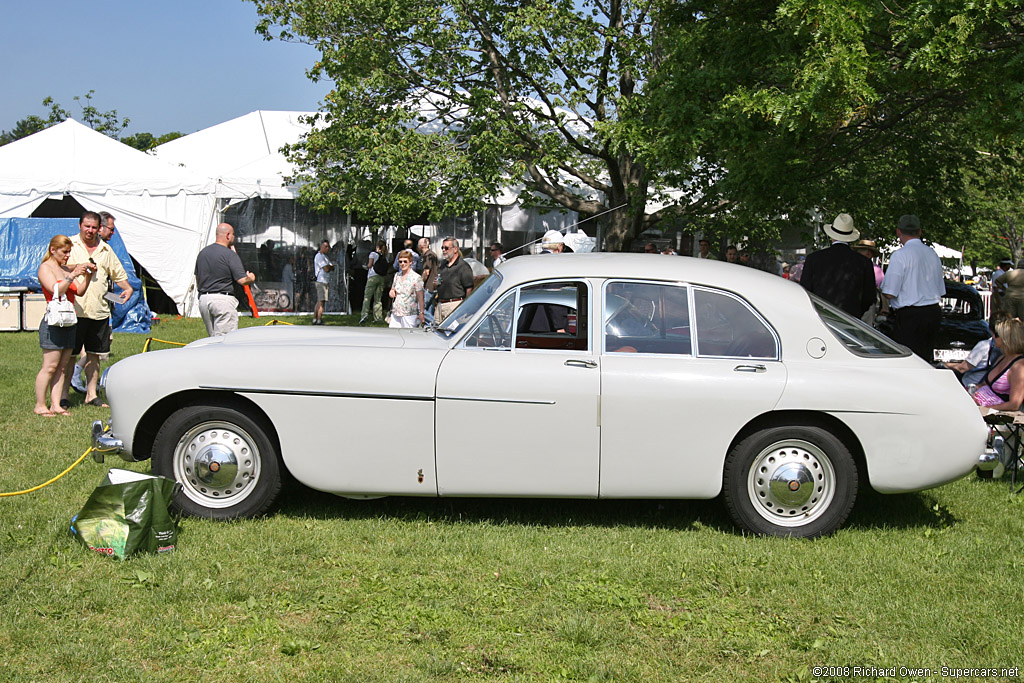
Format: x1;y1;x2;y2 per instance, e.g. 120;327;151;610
599;281;787;499
434;280;601;496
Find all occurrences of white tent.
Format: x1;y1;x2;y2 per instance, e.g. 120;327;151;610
932;243;963;259
153;110;316;201
0;119;220;313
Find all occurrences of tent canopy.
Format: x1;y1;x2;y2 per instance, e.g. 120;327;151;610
153;111;316;201
0;119;220;313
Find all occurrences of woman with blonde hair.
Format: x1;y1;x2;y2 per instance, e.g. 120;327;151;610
972;317;1024;412
388;250;425;327
34;235;94;416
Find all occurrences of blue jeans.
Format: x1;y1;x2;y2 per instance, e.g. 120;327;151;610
423;289;436;324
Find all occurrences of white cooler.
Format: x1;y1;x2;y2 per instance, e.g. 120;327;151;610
21;292;47;331
0;286;29;332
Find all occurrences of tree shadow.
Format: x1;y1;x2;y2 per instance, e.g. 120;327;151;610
275;481;959;536
276;481;736;533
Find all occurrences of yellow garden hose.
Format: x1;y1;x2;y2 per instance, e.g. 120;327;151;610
0;447;96;497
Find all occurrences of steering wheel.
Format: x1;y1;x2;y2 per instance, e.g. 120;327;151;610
489;315;511;347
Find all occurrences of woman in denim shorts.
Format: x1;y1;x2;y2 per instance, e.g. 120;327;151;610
34;235;93;416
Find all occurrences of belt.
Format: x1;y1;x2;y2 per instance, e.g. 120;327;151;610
894;302;940;311
438;298;463;304
200;291;232;296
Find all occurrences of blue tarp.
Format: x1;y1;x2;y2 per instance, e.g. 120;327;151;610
0;217;151;333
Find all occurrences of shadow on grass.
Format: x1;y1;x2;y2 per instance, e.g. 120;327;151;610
273;480;955;535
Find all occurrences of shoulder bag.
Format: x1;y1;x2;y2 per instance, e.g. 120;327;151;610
46;290;77;327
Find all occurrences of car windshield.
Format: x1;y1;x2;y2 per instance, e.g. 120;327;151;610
811;294;908;357
435;272;504;337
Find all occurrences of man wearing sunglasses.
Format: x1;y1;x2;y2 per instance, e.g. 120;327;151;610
435;237;474;323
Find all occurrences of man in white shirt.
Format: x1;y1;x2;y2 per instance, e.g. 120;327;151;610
312;240;334;325
881;214;945;360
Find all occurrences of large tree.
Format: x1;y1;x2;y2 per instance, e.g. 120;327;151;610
652;0;1024;246
251;0;713;249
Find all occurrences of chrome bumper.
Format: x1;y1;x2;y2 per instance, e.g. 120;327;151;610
90;420;125;463
977;435;1004;475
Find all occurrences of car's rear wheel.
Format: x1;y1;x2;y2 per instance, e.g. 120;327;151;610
152;405;281;519
723;425;857;538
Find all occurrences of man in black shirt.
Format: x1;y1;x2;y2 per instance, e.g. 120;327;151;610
435;237;475;323
194;223;256;336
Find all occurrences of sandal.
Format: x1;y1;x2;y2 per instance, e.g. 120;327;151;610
34;408;54;417
59;398;70;410
86;397;109;408
52;408;71;417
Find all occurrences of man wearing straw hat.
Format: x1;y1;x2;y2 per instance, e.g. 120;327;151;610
799;213;877;318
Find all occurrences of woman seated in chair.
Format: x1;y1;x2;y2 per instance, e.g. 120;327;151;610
972;318;1024;411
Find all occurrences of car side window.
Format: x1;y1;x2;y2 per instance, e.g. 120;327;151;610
514;282;588;351
604;281;692;355
693;288;778;358
463;291;516;349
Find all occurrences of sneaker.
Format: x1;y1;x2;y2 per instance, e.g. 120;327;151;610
70;363;86;394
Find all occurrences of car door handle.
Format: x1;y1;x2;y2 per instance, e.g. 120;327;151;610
565;359;598;368
734;364;767;373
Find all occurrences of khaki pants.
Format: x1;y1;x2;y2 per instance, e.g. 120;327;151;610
436;299;462;323
199;293;240;337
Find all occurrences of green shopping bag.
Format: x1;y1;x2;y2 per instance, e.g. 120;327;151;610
71;468;181;560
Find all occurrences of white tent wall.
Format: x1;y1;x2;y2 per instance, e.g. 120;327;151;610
0;120;221;316
82;192;220;316
0;193;49;218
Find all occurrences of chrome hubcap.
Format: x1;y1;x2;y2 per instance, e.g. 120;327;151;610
747;439;835;527
173;421;260;509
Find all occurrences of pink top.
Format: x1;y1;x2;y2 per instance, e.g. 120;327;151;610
974;356;1023;406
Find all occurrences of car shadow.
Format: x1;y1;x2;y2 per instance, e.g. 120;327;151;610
275;481;957;535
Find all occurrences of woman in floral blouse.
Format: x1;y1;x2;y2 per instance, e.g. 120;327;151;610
389;250;425;327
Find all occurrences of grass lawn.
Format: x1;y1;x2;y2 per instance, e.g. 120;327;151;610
1;315;1023;682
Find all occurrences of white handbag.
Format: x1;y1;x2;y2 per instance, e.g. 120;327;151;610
45;291;77;327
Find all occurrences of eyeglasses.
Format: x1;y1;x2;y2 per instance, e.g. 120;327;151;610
441;246;452;251
398;259;410;264
489;248;499;252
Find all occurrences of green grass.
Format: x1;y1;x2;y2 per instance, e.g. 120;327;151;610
2;316;1024;682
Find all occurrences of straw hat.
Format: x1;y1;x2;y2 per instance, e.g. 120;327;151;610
852;239;879;256
823;213;860;243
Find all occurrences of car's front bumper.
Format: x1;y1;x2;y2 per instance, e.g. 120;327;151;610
90;420;128;463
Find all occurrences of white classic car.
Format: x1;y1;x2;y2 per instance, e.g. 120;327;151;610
93;253;996;537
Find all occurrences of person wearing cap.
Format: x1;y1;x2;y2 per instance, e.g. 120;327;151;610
993;258;1013;284
881;214;945;360
799;213;877;318
540;230;565;254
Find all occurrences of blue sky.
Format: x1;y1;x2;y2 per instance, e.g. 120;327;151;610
0;0;330;137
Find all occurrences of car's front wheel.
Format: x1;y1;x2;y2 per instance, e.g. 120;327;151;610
723;425;858;538
152;405;282;519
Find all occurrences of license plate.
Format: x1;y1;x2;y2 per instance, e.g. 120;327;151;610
934;348;969;363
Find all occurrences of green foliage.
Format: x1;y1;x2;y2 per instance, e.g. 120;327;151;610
0;116;47;146
962;140;1024;266
122;130;184;151
653;0;1024;246
43;90;131;137
2;90;182;152
250;0;688;249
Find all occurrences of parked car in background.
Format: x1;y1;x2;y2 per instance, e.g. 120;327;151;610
877;280;990;363
93;254;994;538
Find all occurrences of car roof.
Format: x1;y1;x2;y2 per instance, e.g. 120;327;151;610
497;252;786;292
